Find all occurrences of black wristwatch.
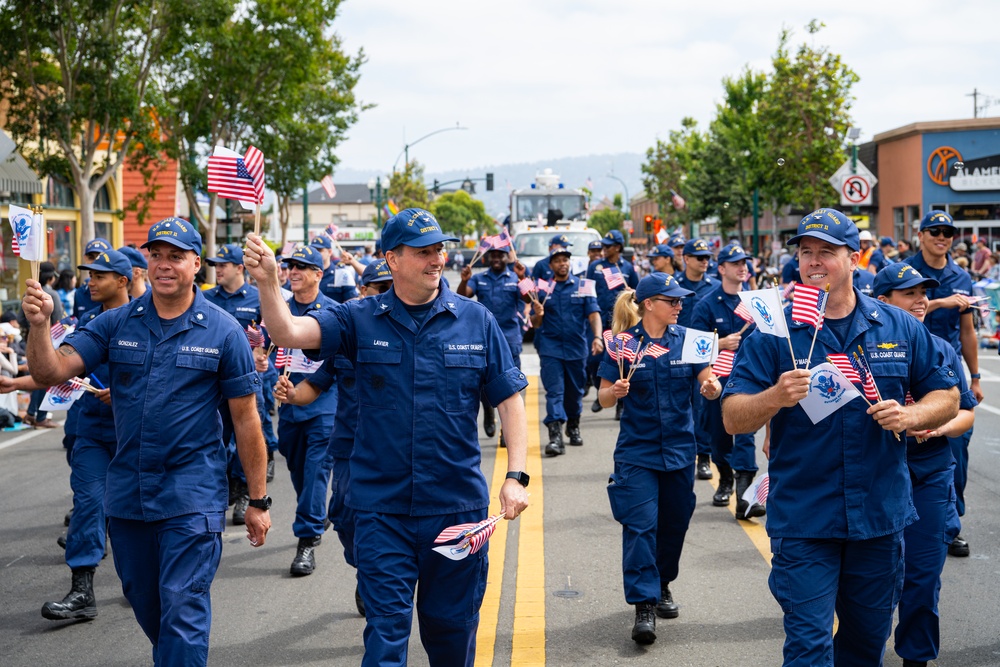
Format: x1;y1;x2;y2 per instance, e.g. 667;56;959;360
505;471;530;488
248;495;272;510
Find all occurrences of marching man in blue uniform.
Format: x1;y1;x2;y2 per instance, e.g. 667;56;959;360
2;250;131;621
531;233;572;282
271;245;339;577
244;208;529;667
313;235;361;303
529;246;603;456
72;237;113;319
20;218;270;666
597;273;722;645
872;264;976;667
690;241;760;516
722;209;960;667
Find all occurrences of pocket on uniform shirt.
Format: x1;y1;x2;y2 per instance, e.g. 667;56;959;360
867;360;907;402
443;350;486;413
173;352;222;402
357;346;402;409
108;345;148;393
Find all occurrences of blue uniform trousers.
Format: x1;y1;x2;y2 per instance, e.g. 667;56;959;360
895;462;961;663
699;395;758;471
328;456;357;568
260;365;279;452
278;415;335;538
225;383;269;485
692;392;711;457
539;355;585;424
65;436;115;569
606;462;696;604
109;512;225;667
948;427;972;516
768;532;904;667
355;510;488;667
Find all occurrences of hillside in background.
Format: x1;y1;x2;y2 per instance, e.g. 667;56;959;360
331;152;646;219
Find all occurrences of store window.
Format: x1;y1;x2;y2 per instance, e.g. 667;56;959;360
95;221;113;243
45;176;75;208
52;222;73;271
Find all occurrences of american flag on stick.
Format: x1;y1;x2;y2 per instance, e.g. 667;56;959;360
740;473;769;508
320;174;336;199
245;325;265;348
791;283;827;329
275;348;291;369
734;301;754;324
601;265;625;289
713;349;736;376
517;278;536;296
432;513;505;561
850;348;881;403
206;145;265;205
826;353;863;385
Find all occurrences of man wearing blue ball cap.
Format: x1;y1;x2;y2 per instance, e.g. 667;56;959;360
117;246;148;299
902;210;981;558
722;208;960;667
244;208;529;666
19;217;270;665
311;234;360;303
72;237;113;319
531;233;572;281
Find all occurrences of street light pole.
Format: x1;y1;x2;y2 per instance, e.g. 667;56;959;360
604;173;629;217
368;175;390;229
393;124;468;172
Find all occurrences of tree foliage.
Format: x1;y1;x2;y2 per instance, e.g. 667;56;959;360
386;161;431;213
429;190;491;238
641;117;706;234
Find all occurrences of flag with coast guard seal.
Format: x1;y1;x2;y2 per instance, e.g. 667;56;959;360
40;381;86;412
737;289;789;338
288;348;324;374
680;327;717;364
798;362;861;424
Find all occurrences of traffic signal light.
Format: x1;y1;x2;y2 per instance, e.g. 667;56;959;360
433;179;439;193
486;173;494;191
644;214;653;234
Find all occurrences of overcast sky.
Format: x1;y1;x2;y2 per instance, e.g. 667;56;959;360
332;0;999;177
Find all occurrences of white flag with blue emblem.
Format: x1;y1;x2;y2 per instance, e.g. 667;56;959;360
737;289;789;338
680;327;718;364
798;362;861;424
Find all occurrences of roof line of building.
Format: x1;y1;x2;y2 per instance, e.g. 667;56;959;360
874;116;1000;143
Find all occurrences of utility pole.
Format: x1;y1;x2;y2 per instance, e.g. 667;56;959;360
967;88;980;118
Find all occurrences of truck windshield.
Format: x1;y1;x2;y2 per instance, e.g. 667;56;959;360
513;195;585;222
513;231;600;257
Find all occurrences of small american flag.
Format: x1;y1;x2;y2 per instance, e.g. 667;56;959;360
206;145;265;204
621;336;641;363
827;353;863;385
601;265;625;289
325;223;339;239
602;330;619;361
496;227;512;248
576;279;597;298
741;473;769;508
850;351;880;402
536;278;554;296
320;175;336;199
734;301;754;324
48;382;76;399
275;348;291;368
517;278;536;295
791;283;827;329
670;189;686;210
479;235;499;254
783;282;796;299
432;514;504;561
280;241;298;257
245;325;264;348
713;349;736;376
50;321;68;344
643;343;670;359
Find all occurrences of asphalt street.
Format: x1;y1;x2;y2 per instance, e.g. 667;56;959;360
2;343;1000;665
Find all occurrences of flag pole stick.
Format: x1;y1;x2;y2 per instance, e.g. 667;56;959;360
774;284;797;367
803;284;830;372
824;357;874;408
253;203;261;237
625;337;646;382
739;321;751;334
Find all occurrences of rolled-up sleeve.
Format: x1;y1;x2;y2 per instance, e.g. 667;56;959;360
482;314;528;406
219;329;260;399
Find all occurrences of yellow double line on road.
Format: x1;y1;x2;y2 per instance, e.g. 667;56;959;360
476;377;545;666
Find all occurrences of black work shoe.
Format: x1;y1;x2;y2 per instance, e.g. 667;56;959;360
354;584;366;617
655;584;679;619
696;455;713;480
498;430;506;448
591;398;603;413
948;535;970;557
713;479;733;507
232;494;249;525
266;450;275;483
483;405;496;438
902;660;927;667
290;536;321;576
42;568;97;621
64;509;73;527
566;417;583;446
544;422;565;457
614;402;623;421
57;534;67;549
631;602;656;644
734;471;761;520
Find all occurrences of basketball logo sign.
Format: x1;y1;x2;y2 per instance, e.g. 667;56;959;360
926;146;963;186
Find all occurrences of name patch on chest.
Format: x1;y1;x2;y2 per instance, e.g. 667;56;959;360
116;340;139;348
180;345;220;355
373;339;389;347
447;344;484;351
865;340;908;360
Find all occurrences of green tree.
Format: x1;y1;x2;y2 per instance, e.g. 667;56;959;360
758;20;859;211
429;190;491;238
641;117;707;236
0;0;221;242
386;161;431;214
588;195;626;236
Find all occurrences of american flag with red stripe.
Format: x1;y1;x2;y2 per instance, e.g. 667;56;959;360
325;223;339;239
602;330;619;360
791;283;826;329
48;382;77;399
734;301;754;324
742;472;769;507
432;513;504;560
601;265;625;289
713;349;736;376
518;278;536;295
904;391;914;405
851;351;880;402
245;325;264;348
536;278;554;296
827;353;863;385
50;321;66;342
621;336;641;363
642;343;669;359
320;174;336;198
783;282;796;299
207;146;265;204
275;348;291;368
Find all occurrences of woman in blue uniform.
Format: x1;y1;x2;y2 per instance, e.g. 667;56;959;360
597;272;722;645
873;265;975;667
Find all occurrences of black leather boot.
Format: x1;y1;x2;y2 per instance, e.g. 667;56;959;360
734;471;766;520
631;602;656;644
544;422;565;457
355;584;366;616
713;462;734;507
266;449;275;483
290;536;322;576
565;416;583;446
232;482;249;526
655;583;679;619
482;402;496;438
614;401;623;421
41;568;97;620
696;454;713;480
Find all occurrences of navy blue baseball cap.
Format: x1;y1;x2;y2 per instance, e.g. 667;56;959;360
787;208;860;252
141;217;202;254
718;242;749;264
361;258;393;285
549;234;573;248
601;229;625;246
547;247;572;264
919;211;956;231
84;238;112;255
587;240;603;251
648;244;674;259
682;238;713;257
205;243;244;266
77;249;132;278
668;233;686;248
380;208;459;250
635;272;693;302
309;235;333;250
283;245;324;270
880;236;895;247
872;263;940;297
117;246;147;270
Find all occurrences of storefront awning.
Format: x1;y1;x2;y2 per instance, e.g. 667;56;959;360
0;131;43;195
